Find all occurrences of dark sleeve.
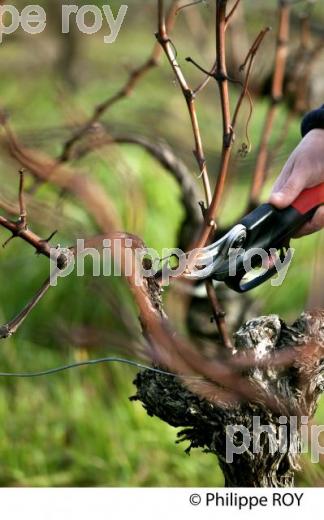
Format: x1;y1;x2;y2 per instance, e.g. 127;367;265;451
301;105;324;137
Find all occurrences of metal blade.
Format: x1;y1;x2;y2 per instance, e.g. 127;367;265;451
184;225;247;280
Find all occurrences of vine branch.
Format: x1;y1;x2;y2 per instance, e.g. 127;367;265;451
156;0;212;207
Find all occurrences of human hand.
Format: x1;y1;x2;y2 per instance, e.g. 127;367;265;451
269;129;324;237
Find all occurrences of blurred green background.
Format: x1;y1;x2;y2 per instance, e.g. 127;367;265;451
0;0;323;486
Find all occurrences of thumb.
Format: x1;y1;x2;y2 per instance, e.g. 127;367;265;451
269;174;304;209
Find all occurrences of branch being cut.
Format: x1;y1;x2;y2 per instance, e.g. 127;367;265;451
166;1;268;345
192;1;268;250
172;0;234;351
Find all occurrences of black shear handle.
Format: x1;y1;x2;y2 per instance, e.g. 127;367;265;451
224;182;324;293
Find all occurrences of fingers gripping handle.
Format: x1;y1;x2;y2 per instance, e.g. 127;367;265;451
291;182;324;215
221;183;324;293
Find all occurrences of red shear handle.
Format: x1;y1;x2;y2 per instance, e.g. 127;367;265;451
292;182;324;214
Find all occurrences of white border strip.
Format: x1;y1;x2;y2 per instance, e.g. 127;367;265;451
0;488;321;520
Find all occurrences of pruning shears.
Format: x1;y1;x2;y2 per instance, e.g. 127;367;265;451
185;183;324;293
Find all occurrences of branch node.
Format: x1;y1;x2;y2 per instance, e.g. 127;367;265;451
35;230;58;257
214;70;228;82
184;88;194;102
224;129;234;148
198;200;207;218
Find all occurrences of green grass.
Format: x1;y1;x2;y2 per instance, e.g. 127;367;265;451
0;346;224;487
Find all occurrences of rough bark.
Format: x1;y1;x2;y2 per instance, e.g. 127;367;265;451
131;310;324;487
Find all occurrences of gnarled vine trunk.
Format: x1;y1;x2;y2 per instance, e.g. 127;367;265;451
132;311;324;487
